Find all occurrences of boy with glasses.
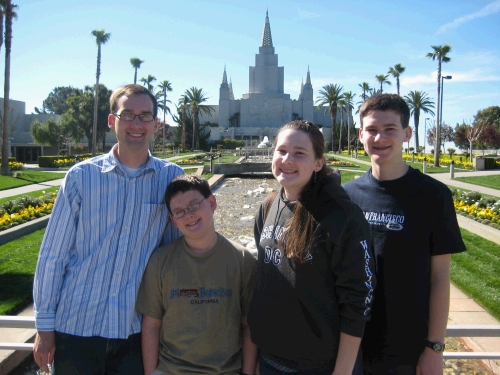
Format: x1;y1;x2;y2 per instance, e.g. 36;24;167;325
33;84;184;374
136;174;258;375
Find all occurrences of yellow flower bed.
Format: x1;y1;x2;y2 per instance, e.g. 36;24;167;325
454;200;500;224
0;192;57;231
9;161;25;171
402;154;474;170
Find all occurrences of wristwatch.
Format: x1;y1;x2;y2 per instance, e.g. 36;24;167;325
424;339;445;352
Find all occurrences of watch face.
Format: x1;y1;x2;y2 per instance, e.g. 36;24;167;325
433;342;445;352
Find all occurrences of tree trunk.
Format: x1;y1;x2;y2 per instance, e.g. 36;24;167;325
347;108;351;154
163;93;166;154
92;45;101;156
134;68;137;84
414;113;420;150
181;108;186;151
331;106;336;154
338;107;343;153
434;60;442;167
1;0;13;175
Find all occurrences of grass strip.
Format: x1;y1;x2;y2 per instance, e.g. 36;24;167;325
0;229;45;315
454;175;500;191
451;228;500;320
0;171;65;191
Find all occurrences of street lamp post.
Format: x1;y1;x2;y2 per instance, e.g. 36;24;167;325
439;75;452;155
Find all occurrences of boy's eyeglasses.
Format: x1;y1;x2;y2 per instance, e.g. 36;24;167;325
113;112;155;122
171;198;207;219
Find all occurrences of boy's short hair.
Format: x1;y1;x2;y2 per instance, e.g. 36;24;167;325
165;174;212;213
110;84;158;117
360;94;410;129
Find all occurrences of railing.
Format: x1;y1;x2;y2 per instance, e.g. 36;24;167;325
0;316;499;360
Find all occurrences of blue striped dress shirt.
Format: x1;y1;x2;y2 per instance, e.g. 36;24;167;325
33;149;184;338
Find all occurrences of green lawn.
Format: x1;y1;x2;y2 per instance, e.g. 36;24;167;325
451;229;500;320
0;171;65;191
340;170;365;183
454;175;500;191
0;229;45;315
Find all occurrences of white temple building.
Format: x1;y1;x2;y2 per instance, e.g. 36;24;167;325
201;11;334;146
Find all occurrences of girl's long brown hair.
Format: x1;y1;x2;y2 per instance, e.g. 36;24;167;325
274;120;329;264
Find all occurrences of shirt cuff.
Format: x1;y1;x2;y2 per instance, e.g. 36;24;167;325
35;312;56;331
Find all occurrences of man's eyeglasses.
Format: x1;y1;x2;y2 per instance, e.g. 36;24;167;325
171;198;207;219
113;112;155;122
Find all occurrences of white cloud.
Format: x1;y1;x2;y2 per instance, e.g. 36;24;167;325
436;0;500;34
297;8;321;19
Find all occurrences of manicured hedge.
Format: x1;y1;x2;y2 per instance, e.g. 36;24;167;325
38;154;94;168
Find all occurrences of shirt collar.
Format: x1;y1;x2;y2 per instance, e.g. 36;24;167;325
101;145;160;173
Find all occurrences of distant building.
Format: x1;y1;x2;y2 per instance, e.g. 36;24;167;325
0;98;62;162
0;98;116;162
200;11;336;146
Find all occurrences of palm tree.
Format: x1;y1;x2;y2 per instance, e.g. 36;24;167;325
404;91;435;151
156;80;173;154
130;58;144;84
343;91;356;154
315;84;344;153
375;74;391;93
184;87;214;150
338;99;345;153
1;0;17;176
91;29;111;157
427;44;452;166
0;1;6;54
140;75;156;92
388;63;405;95
358;82;371;101
178;94;188;151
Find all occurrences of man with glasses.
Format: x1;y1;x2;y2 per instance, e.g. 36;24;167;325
136;174;257;375
33;84;184;374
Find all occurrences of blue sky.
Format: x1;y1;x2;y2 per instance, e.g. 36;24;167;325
3;0;500;148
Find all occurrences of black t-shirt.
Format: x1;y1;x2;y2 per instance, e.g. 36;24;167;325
343;167;466;365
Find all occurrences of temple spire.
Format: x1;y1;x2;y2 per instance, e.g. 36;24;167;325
306;66;311;85
260;10;273;47
229;78;234;100
222;65;228;84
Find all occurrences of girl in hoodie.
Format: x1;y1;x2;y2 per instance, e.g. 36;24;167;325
248;120;375;375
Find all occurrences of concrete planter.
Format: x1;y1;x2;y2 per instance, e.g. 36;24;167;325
0;216;50;246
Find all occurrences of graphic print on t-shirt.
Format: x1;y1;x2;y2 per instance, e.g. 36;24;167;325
169;287;233;304
363;211;405;231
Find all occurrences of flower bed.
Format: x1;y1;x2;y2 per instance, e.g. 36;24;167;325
175;154;207;165
327;156;356;167
0;191;56;231
9;161;24;171
402;154;474;170
452;189;500;229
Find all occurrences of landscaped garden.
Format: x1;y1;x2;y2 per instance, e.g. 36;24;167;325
0;170;65;191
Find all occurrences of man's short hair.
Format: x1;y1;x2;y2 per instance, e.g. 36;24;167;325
109;84;158;117
165;174;212;213
359;94;410;129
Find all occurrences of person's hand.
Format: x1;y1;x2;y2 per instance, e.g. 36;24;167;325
416;347;443;375
33;331;55;373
